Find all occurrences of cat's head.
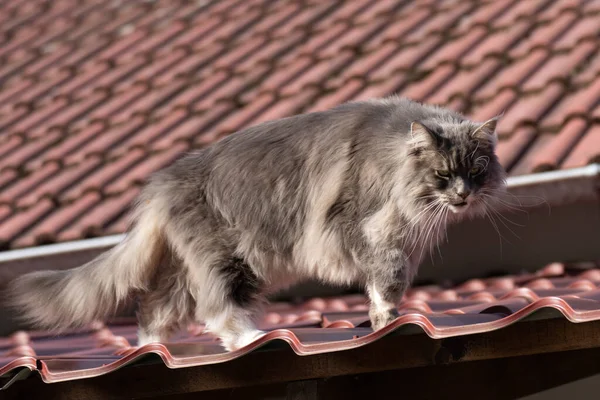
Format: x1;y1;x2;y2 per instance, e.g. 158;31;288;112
406;116;506;217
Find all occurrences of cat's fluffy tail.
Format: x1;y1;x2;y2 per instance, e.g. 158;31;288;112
9;196;167;331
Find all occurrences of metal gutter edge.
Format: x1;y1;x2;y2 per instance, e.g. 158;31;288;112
0;164;599;266
0;234;124;264
507;163;600;187
505;163;600;207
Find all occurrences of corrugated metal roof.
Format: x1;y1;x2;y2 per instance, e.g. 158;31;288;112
2;262;600;388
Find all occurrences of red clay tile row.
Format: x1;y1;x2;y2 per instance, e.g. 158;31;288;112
2;262;600;387
1;0;600;249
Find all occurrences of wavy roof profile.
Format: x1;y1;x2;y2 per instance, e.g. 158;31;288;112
2;262;600;389
0;0;599;249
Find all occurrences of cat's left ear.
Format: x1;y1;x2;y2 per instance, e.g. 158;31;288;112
409;121;440;150
471;116;500;147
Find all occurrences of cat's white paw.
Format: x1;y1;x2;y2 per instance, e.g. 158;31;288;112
136;329;164;347
369;308;400;331
221;330;266;351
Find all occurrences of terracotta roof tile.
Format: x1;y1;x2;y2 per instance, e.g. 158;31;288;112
103;142;189;195
0;163;61;205
553;14;600;50
544;77;600;128
0;169;18;192
60;148;146;202
495;127;539;172
509;9;577;57
16;157;102;209
563;124;600;168
57;187;141;242
402;64;457;103
0;199;54;248
2;263;600;386
475;49;548;100
529;117;589;172
0;0;599;248
498;82;566;134
62;117;147;165
427;58;501;107
521;40;597;91
12;192;103;248
509;132;557;176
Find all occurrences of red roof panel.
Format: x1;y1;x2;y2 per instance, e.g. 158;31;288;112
1;262;600;387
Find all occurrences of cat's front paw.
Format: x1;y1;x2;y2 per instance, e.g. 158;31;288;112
369;308;400;331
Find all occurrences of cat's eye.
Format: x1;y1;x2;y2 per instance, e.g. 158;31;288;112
435;170;450;179
470;166;482;176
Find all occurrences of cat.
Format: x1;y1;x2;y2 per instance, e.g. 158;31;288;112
10;96;506;351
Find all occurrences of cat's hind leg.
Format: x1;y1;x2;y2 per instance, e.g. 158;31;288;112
190;255;267;351
136;258;196;347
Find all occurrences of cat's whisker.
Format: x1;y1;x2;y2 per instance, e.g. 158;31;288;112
483;188;550;213
434;206;449;262
482;202;514;257
485;205;522;238
421;203;446;264
425;207;440;264
482;206;503;257
477;194;526;226
406;203;439;261
399;200;440;231
478;190;527;212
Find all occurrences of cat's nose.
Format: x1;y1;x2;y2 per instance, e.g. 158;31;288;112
456;189;471;200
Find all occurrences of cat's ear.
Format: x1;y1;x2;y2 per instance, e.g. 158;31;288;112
471;116;500;147
409;121;439;150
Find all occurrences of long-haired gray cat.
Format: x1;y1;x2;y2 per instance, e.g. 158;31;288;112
10;96;506;351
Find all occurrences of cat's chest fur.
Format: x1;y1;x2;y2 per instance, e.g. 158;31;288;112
363;201;449;265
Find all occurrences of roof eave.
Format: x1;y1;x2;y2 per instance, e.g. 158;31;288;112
506;163;600;207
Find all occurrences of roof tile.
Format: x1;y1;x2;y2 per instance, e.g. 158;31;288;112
491;0;552;27
12;192;102;248
0;163;61;205
553;14;600;50
57;187;141;242
427;58;501;106
510;132;557;176
0;131;62;171
509;10;578;57
16;157;102;209
0;199;54;247
461;20;533;65
475;48;549;100
563;124;600;168
103;142;189;195
402;64;456;103
0;0;599;248
60;149;146;202
35;122;107;168
420;26;488;69
306;78;365;113
498;82;566;134
403;2;474;42
62;117;147;164
521;40;597;91
545;76;600;127
529;117;588;172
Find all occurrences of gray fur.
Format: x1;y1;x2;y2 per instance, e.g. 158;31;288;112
9;96;506;350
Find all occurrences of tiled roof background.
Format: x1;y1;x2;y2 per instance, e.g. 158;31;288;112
0;0;599;249
2;262;600;384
